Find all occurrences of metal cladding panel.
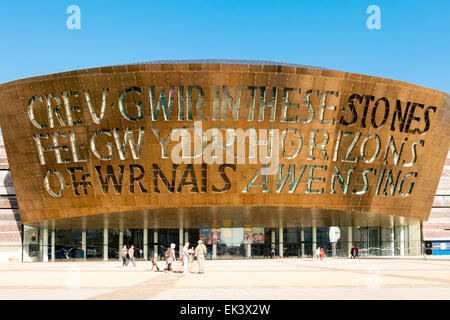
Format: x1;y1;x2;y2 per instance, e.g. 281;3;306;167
0;62;448;228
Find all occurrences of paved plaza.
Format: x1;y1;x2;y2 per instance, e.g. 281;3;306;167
0;256;449;300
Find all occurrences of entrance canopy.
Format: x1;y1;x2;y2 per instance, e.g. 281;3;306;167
27;206;416;230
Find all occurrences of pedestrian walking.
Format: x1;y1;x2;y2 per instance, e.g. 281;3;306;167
320;247;324;260
121;245;128;266
128;245;136;267
182;242;190;274
315;247;321;260
350;245;355;258
270;247;275;259
355;246;360;259
165;243;176;272
188;247;195;263
195;239;207;274
150;253;160;271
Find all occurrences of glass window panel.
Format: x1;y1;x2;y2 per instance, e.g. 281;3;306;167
369;227;381;256
284;228;299;243
232;228;244;245
23;226;41;261
303;228;312;242
86;229;103;260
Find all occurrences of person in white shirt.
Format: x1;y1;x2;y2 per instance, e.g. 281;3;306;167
182;242;190;274
315;247;321;260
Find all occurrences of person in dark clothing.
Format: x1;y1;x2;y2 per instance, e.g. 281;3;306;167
121;245;128;266
355;246;360;258
350;246;355;258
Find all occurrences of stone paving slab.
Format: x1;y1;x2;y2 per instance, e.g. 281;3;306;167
152;286;450;300
0;289;113;300
0;257;449;299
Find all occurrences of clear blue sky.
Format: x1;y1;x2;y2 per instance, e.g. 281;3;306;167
0;0;449;92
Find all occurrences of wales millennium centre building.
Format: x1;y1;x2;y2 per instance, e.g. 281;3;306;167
0;60;449;262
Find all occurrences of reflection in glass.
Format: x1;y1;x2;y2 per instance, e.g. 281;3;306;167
86;229;103;260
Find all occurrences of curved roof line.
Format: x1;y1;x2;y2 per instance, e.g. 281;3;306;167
121;59;330;70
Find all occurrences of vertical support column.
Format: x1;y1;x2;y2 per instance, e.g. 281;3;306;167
400;226;405;256
245;243;251;258
82;230;86;261
312;227;317;256
43;228;48;263
212;243;217;259
179;228;184;253
405;224;409;255
143;229;148;260
332;243;336;257
300;229;305;257
153;231;158;258
348;226;353;258
271;230;276;256
408;220;421;255
118;230;123;261
39;229;43;261
184;231;189;245
103;228;108;261
391;227;395;256
279;227;283;258
51;229;55;262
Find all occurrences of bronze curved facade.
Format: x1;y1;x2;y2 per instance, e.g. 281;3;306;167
0;60;449;232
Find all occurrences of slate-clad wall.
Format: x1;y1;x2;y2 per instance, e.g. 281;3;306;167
0;135;21;262
424;150;450;241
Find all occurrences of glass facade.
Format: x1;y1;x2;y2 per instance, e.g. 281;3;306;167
86;229;103;259
54;229;83;259
22;222;423;262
